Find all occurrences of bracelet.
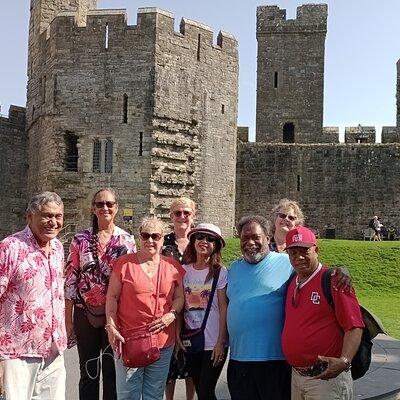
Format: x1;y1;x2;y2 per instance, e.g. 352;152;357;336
340;356;351;371
170;309;178;320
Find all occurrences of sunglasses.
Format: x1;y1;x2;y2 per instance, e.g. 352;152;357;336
94;201;116;209
278;212;297;222
193;232;217;243
173;210;192;217
140;232;163;242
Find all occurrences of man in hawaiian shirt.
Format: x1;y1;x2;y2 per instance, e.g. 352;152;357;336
0;192;66;400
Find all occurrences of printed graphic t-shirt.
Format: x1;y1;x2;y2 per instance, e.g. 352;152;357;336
182;264;228;351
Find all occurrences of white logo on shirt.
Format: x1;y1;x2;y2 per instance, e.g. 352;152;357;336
310;292;320;304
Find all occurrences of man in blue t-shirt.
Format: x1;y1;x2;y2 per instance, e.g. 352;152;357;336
227;215;292;400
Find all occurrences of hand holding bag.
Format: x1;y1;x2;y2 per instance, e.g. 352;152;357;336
121;262;162;368
180;270;220;354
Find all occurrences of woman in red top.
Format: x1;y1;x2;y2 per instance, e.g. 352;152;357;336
106;217;185;400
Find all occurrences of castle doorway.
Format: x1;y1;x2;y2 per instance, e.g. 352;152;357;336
283;123;295;143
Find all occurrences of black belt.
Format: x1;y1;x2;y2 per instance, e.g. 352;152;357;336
294;361;328;377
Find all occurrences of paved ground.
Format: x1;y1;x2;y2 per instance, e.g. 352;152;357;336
65;334;400;400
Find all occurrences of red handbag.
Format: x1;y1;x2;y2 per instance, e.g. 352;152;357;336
122;327;160;368
121;263;162;368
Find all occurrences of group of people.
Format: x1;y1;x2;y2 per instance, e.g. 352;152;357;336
0;190;365;400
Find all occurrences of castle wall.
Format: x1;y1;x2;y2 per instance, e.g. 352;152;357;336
256;5;327;144
0;106;28;239
151;12;238;234
26;3;238;235
236;143;400;239
382;127;400;143
27;9;158;232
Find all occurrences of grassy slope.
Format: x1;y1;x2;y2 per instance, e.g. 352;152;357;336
222;239;400;339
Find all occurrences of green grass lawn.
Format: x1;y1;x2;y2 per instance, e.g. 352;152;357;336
222;238;400;339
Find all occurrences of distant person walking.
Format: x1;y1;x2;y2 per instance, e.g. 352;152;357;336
371;216;382;241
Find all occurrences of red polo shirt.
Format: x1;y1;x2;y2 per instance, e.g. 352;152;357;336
282;266;364;367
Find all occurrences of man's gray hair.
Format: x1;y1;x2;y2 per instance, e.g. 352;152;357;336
236;215;271;237
26;191;63;214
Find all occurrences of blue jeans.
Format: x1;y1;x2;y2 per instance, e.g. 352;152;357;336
115;346;173;400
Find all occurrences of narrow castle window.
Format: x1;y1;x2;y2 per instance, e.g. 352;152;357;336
197;34;201;61
297;175;301;192
93;139;114;173
283;122;295;143
53;74;58;105
221;104;225;114
32;105;35;120
123;94;128;123
65;133;78;172
93;140;101;173
105;23;109;49
274;72;278;88
139;132;143;156
41;75;46;104
104;140;113;173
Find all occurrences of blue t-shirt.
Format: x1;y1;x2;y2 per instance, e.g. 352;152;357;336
227;251;293;361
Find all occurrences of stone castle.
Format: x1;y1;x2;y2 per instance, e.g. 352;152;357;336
1;0;399;240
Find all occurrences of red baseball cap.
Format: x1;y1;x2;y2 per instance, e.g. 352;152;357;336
286;226;317;249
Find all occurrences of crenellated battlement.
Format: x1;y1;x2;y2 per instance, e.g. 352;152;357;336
257;4;327;35
37;7;236;55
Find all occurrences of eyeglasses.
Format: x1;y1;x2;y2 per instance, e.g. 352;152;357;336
193;232;217;243
94;201;116;209
140;232;163;242
173;210;192;218
292;282;301;308
278;212;297;222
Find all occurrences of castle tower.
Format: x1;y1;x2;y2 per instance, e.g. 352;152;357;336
24;3;238;235
255;4;327;143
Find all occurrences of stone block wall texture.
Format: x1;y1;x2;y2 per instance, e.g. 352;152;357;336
382;127;400;143
256;4;327;143
0;106;28;238
236;143;400;239
321;127;339;143
25;1;238;237
345;126;376;144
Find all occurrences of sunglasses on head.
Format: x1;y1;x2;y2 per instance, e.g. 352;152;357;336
193;232;217;243
278;212;296;222
94;201;116;209
140;232;163;242
173;210;192;217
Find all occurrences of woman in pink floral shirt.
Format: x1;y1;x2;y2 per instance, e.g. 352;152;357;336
64;188;136;400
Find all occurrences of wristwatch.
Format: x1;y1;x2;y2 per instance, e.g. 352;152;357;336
170;309;178;320
340;356;351;371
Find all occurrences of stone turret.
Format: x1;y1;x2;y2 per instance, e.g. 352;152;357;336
256;4;327;143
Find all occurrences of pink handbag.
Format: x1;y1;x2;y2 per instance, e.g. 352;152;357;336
121;263;162;368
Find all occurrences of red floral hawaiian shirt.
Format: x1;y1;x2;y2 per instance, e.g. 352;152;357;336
0;226;66;359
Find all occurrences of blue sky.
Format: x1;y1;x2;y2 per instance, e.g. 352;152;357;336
1;1;400;142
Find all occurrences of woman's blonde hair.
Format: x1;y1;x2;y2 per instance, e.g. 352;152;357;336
271;198;305;233
139;216;166;236
169;197;196;215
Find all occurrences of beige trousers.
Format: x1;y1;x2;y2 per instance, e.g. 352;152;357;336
292;368;353;400
3;352;65;400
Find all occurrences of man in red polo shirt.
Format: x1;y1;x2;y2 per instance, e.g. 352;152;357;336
281;226;364;400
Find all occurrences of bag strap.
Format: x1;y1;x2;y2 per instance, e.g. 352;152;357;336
200;269;220;331
321;268;334;308
152;260;162;320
